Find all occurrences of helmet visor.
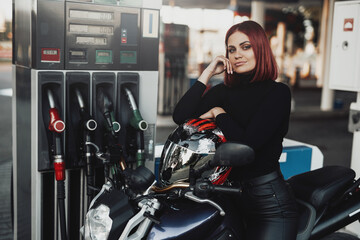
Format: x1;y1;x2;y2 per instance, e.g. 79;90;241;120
159;141;215;186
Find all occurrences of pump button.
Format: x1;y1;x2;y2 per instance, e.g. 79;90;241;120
121;28;127;44
120;51;137;64
54;120;66;133
86;119;97;131
96;50;112;64
69;49;88;63
112;121;121;133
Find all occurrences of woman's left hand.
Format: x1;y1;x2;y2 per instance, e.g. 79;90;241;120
199;107;226;119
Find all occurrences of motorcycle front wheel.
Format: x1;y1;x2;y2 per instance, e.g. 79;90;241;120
320;232;360;240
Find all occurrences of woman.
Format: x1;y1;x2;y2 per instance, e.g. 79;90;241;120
173;21;298;240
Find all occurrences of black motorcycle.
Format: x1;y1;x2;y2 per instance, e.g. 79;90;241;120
81;140;360;240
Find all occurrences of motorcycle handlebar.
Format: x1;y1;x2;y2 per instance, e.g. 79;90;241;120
194;180;241;198
210;184;242;194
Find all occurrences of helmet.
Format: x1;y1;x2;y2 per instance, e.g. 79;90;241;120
158;118;231;186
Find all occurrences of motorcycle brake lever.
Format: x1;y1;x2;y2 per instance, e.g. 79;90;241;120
184;191;225;216
143;211;161;224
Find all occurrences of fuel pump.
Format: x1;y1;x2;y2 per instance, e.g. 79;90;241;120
46;89;67;240
12;0;161;239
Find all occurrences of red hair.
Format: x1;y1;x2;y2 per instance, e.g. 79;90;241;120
224;21;278;85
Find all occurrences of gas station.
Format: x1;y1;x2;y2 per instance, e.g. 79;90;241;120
5;0;360;239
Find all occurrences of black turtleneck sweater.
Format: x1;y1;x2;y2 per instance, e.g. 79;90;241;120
172;77;291;180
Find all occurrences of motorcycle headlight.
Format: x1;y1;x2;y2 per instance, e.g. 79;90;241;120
84;204;113;240
81;183;136;240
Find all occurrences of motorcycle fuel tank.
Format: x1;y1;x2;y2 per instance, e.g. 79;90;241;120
147;199;222;240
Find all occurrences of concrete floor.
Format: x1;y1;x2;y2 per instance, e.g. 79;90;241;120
0;61;358;239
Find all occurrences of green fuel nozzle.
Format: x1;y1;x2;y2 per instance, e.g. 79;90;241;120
124;87;148;131
97;87;121;136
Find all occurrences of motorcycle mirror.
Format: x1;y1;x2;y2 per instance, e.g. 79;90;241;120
210;142;254;167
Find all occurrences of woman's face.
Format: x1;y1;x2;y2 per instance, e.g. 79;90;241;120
227;31;256;74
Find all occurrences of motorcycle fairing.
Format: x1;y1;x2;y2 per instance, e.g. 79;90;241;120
147;199;220;240
147;197;244;240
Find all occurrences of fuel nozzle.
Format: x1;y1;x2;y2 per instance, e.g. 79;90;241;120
46;88;68;240
124;87;148;131
49;107;66;181
47;89;66;181
123;88;147;167
75;88;97;132
75;88;98;205
47;89;65;133
97;87;120;136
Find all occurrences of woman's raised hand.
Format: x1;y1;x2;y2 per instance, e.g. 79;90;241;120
198;56;232;85
208;55;233;76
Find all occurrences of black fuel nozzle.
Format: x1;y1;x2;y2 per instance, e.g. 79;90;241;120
75;88;97;204
75;88;97;132
97;87;120;137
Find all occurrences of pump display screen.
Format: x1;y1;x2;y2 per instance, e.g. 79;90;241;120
96;50;112;64
120;51;137;64
69;49;88;63
65;2;143;69
70;24;114;35
76;36;107;45
70;10;114;20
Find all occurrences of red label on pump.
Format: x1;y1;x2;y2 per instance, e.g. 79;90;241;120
41;48;61;62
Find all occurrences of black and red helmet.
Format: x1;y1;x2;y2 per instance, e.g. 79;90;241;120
158;118;231;186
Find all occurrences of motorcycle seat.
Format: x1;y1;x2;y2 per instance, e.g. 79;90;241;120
287;166;355;210
296;199;316;240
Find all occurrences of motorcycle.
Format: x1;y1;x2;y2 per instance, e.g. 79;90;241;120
81;140;360;240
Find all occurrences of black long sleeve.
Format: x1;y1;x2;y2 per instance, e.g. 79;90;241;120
173;81;224;124
172;79;291;179
215;82;291;150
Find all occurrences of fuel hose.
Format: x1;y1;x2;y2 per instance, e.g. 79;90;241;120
47;89;67;240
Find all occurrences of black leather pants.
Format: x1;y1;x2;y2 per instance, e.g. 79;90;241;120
239;171;298;240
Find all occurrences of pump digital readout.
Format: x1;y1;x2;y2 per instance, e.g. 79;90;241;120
76;36;107;45
70;24;114;35
69;10;114;20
